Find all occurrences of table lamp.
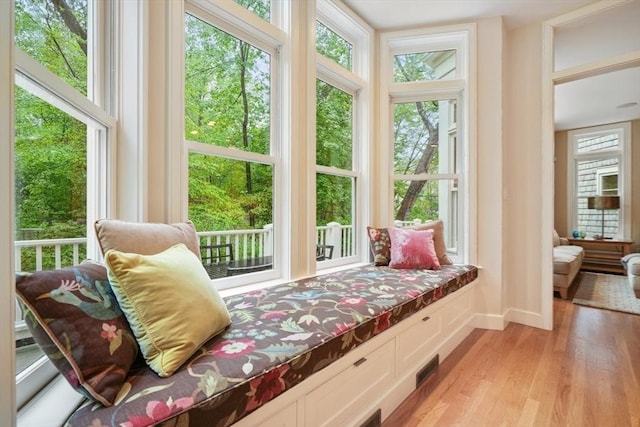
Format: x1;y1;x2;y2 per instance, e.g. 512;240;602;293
587;195;620;239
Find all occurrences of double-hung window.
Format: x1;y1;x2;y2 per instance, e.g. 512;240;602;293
315;0;371;268
13;0;115;416
567;122;631;239
381;27;472;263
184;1;285;287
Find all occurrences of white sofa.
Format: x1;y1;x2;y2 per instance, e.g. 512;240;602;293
622;254;640;293
553;233;584;299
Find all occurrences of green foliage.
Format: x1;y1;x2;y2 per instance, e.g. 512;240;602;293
15;0;87;94
233;0;270;21
13;0;443;255
316;21;352;70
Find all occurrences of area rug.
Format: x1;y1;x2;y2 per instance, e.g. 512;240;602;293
573;272;640;315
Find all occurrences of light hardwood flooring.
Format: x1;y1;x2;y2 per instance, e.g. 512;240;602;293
383;298;640;427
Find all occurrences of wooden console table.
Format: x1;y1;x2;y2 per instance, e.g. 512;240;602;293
568;238;633;275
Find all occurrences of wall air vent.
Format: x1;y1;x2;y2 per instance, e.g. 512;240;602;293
416;354;439;388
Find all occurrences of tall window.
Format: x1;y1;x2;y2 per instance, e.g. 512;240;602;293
568;122;631;238
382;28;470;262
315;6;369;266
13;0;114;409
184;4;280;285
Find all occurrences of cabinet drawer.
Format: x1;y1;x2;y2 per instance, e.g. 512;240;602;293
396;308;443;374
234;400;297;427
304;339;395;427
443;288;474;331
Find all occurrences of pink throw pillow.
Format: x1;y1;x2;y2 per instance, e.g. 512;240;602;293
388;227;441;270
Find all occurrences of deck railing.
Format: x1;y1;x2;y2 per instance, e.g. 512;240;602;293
13;220;429;321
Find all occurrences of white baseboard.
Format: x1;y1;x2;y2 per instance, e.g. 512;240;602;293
503;307;544;329
473;313;507;330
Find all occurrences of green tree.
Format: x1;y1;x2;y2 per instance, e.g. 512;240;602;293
14;0;87;243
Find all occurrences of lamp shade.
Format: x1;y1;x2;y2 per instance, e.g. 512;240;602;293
587;195;620;210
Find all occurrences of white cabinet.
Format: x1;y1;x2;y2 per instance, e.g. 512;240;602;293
258;402;297;427
233;279;479;427
396;306;443;375
304;339;395;427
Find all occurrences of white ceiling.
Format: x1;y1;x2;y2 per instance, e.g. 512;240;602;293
342;0;640;131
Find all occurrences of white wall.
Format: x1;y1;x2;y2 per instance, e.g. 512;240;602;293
503;21;551;327
474;16;506;329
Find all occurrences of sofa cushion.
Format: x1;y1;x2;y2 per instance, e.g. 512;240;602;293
409;219;453;265
366;226;391;266
95;219;201;260
105;243;231;377
15;261;139;406
388;227;440;270
553;245;584;275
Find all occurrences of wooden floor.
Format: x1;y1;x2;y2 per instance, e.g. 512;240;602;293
383;298;640;427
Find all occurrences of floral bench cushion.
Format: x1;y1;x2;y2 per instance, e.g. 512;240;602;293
66;264;478;427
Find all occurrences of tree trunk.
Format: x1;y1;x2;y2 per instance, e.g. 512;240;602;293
395;100;438;220
239;41;255;226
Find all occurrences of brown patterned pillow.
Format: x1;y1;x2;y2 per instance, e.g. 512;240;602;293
15;261;138;406
367;226;391;266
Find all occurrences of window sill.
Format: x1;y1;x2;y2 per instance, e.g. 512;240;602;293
17;375;83;427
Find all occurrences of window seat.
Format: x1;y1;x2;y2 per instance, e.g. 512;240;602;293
65;264;478;427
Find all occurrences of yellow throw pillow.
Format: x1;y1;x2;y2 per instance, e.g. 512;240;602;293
105;243;231;377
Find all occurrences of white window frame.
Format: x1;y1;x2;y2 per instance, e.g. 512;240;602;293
566;121;631;239
11;0;147;424
315;0;372;269
184;1;286;289
596;166;618;196
380;25;475;264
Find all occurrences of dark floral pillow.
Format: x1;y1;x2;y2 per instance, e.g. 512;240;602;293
15;261;139;406
367;226;391;266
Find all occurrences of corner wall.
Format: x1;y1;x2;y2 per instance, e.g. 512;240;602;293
503;21;549;327
474;16;506;329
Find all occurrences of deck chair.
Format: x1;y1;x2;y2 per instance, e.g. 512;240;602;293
200;243;234;279
316;244;334;261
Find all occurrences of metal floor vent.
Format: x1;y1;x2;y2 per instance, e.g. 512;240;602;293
416;354;439;388
358;408;381;427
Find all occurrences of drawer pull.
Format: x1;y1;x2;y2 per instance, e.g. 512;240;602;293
353;357;367;367
422;316;431;322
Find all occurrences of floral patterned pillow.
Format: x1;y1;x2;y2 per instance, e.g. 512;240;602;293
367;226;391;266
15;260;139;406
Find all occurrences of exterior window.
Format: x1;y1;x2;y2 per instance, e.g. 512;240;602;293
383;29;470;263
14;0;88;95
315;81;355;252
13;0;114;409
394;49;456;82
316;21;353;71
315;13;364;265
232;0;270;22
393;98;460;253
185;10;277;281
569;123;630;239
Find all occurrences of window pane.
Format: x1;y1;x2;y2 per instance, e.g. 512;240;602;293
576;158;620;237
232;0;270;22
394;179;458;253
15;0;88;95
15;85;89;375
316;80;352;169
316;21;352;71
394;99;457;175
393;50;456;82
185;14;271;155
316;173;354;260
576;132;619;153
188;153;274;276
